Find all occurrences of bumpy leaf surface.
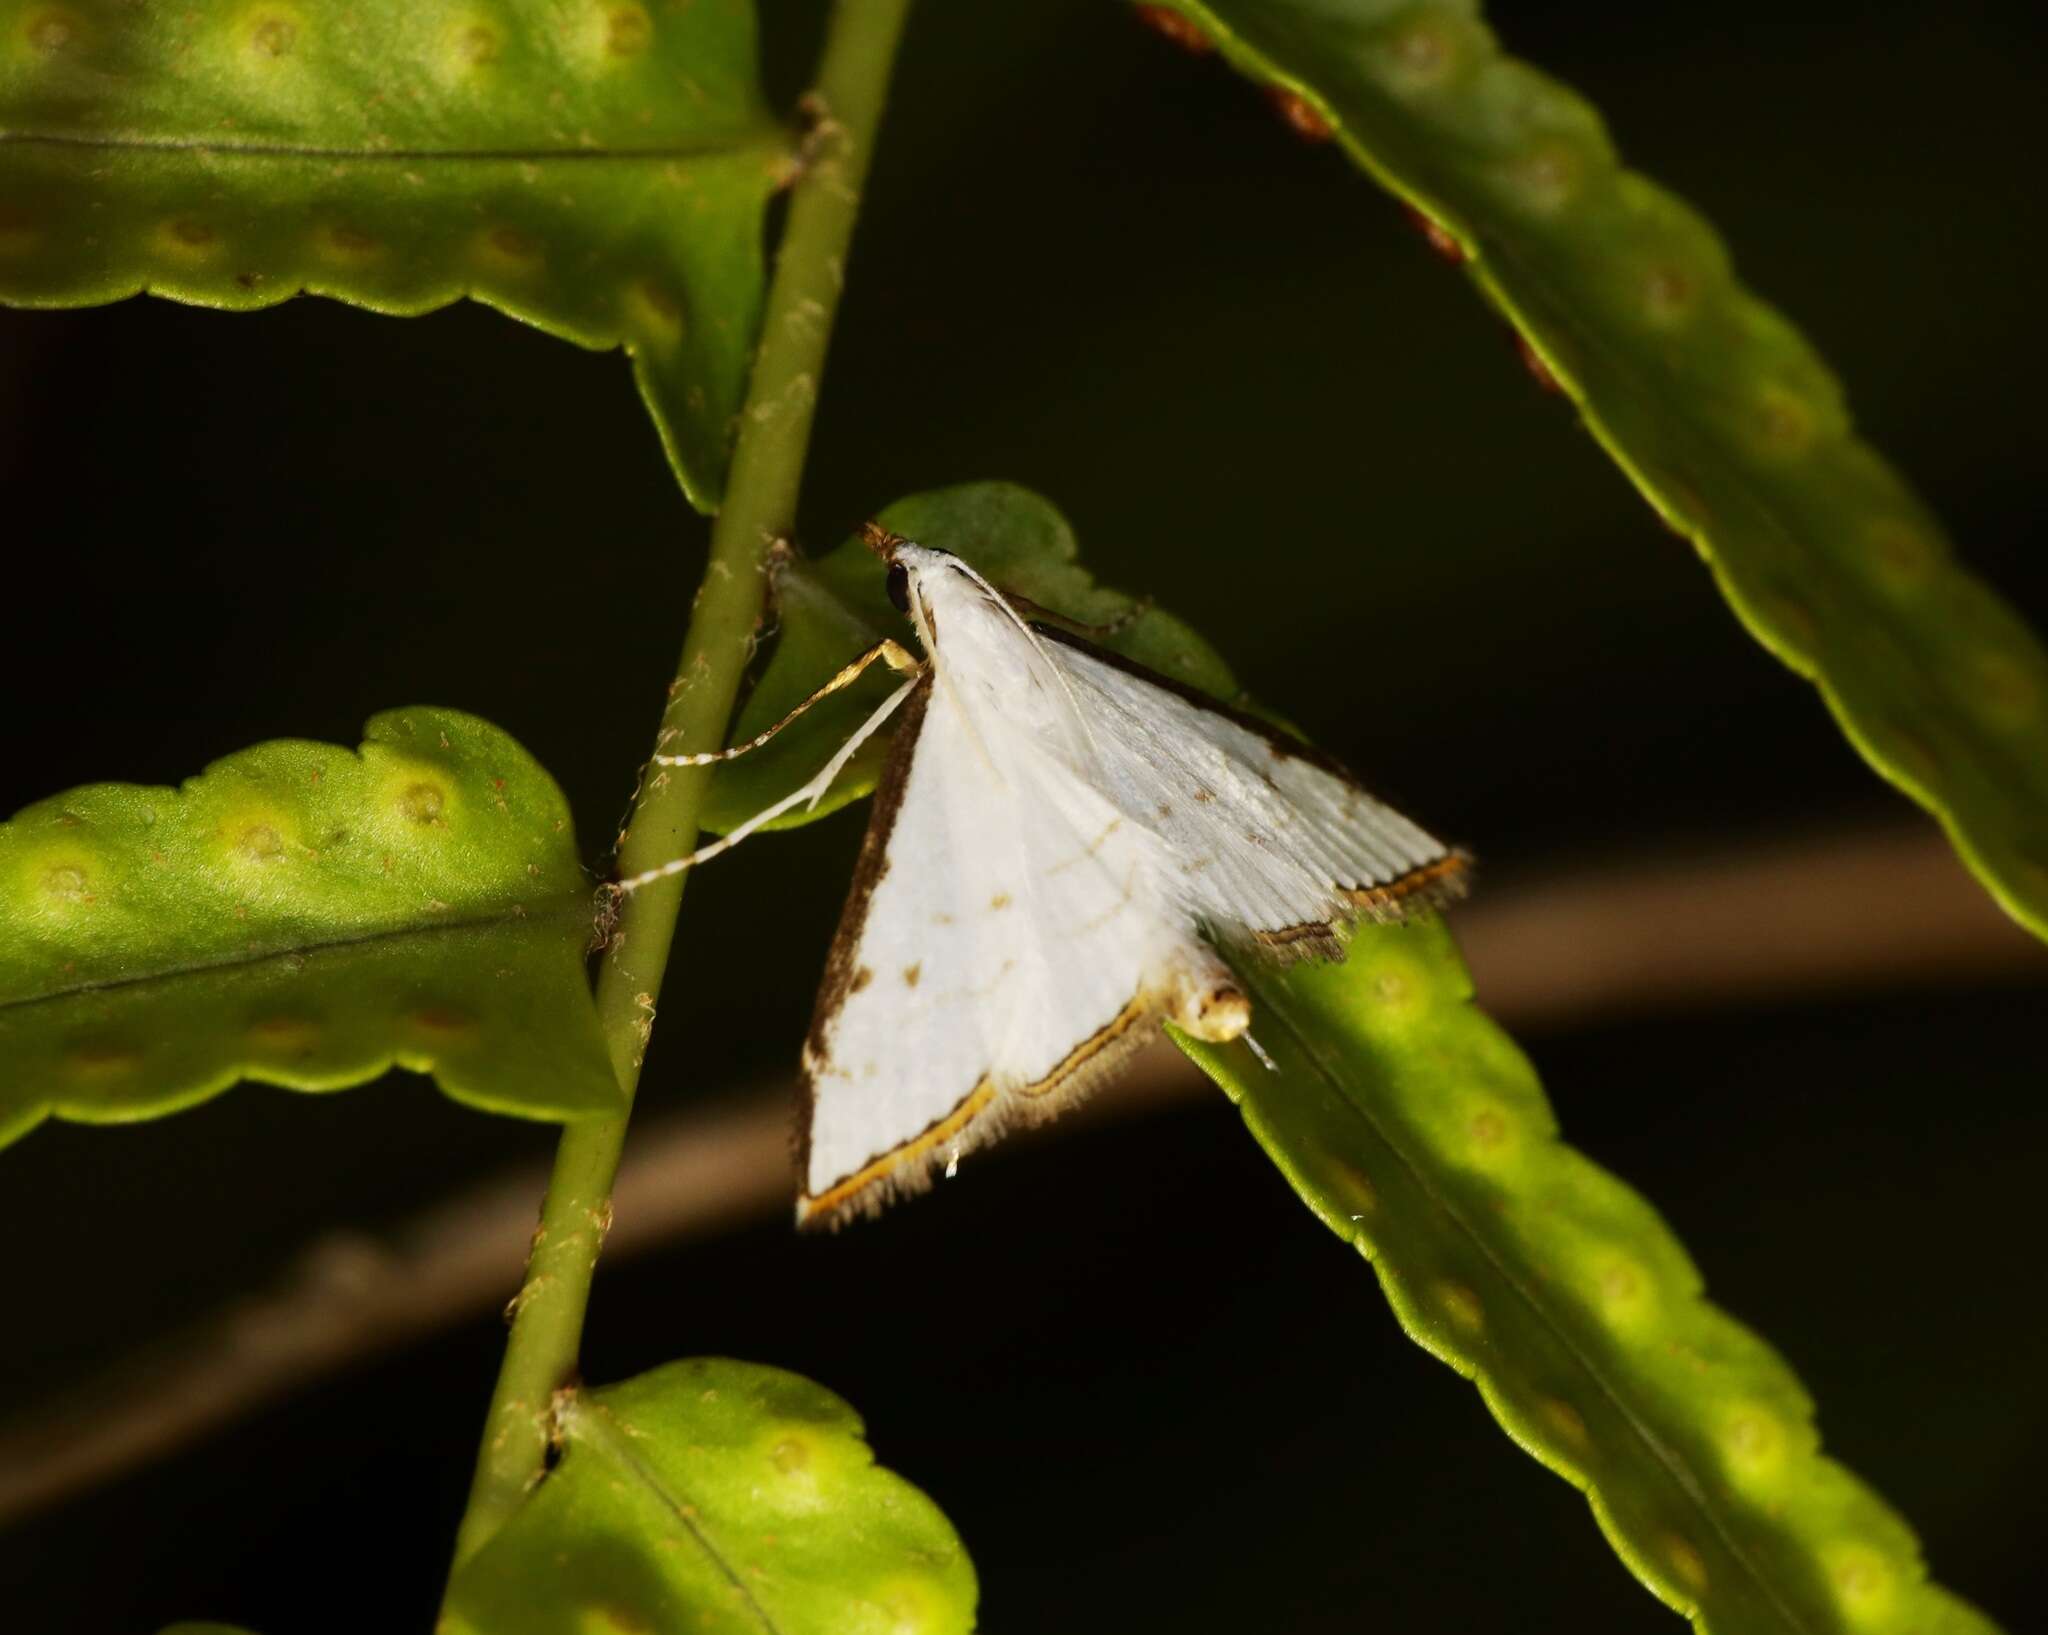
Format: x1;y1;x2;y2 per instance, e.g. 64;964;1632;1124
715;480;1997;1634
442;1357;977;1635
1176;933;2001;1635
0;707;618;1148
0;0;786;508
1136;0;2048;940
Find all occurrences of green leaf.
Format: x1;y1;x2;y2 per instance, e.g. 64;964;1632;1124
1135;0;2048;941
1174;925;2000;1635
0;0;788;509
0;706;619;1150
703;478;1242;833
442;1356;977;1635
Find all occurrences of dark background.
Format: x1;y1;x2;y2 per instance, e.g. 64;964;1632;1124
3;1;2044;1629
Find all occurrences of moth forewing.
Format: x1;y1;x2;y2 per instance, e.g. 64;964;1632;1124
794;670;1253;1228
791;543;1465;1226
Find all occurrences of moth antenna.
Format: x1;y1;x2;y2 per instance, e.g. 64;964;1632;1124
651;638;921;767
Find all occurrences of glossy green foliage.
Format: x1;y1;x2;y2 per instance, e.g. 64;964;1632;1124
1140;0;2048;941
1175;928;2000;1635
702;479;1241;833
0;707;618;1148
443;1357;977;1635
0;0;786;508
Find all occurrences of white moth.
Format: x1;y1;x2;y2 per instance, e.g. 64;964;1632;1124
622;529;1466;1227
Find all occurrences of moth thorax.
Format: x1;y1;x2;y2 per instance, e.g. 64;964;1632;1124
1173;981;1251;1043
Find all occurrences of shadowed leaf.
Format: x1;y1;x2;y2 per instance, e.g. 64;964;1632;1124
442;1357;977;1635
1134;0;2048;941
0;0;788;509
0;706;618;1149
703;479;1239;834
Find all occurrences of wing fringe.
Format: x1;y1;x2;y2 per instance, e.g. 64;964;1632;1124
797;989;1158;1230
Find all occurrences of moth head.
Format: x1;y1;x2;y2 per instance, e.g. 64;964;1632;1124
857;520;924;616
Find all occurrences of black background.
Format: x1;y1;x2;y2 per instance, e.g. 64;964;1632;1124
2;2;2044;1630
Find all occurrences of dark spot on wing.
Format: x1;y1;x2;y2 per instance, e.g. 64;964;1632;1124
850;966;873;994
990;892;1012;910
903;963;922;988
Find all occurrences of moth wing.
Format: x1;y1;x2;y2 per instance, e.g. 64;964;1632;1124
798;680;1222;1226
1042;636;1466;951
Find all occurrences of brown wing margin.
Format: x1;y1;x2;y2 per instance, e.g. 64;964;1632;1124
795;676;933;1188
796;988;1158;1230
1248;851;1473;962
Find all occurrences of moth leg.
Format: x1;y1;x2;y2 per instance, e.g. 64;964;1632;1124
653;639;922;767
619;675;923;894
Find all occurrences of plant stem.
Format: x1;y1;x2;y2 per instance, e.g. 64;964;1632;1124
441;0;916;1577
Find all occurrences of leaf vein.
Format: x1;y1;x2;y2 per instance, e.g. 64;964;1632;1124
0;897;590;1012
0;130;786;164
567;1399;783;1634
1256;981;1816;1634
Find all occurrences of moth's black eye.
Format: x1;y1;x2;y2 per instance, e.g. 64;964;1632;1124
885;562;911;615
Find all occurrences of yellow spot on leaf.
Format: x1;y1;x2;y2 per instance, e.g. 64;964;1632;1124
250;1016;321;1052
1539;1397;1589;1451
1502;145;1580;214
398;782;447;825
319;224;380;261
68;1041;140;1078
1379;17;1460;92
1864;520;1940;594
242;8;300;59
1467;1106;1509;1152
42;863;91;903
449;17;501;68
1752;384;1817;458
1592;1254;1654;1324
23;7;81;54
1972;652;2036;728
238;823;286;862
1436;1281;1483;1333
625;276;685;341
1663;1533;1708;1595
603;3;652;56
1641;263;1697;326
1826;1543;1896;1621
157;219;221;260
